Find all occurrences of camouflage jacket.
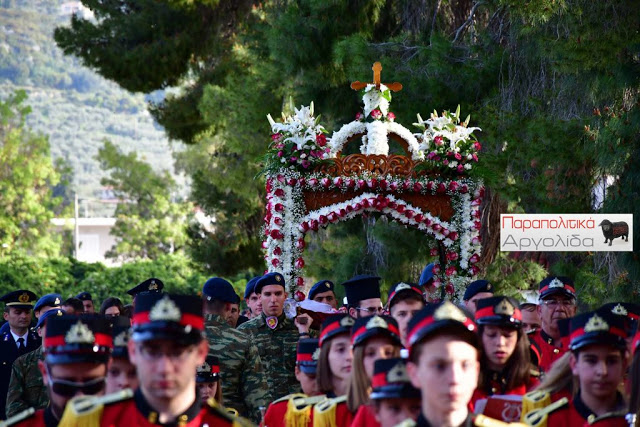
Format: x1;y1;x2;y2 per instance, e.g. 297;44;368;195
5;346;48;418
237;313;300;401
204;314;269;423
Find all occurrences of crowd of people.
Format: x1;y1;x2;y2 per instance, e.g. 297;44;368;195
0;271;639;426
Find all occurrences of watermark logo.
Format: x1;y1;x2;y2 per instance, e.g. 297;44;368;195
500;214;633;252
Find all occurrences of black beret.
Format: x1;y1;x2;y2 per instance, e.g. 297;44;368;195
75;292;93;301
309;280;335;301
202;277;237;303
254;272;286;294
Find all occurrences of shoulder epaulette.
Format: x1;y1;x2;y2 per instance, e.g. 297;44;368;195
586;411;629;425
521;389;551;421
475;414;527;426
530;368;541;378
314;395;346;413
291;395;327;409
394;419;416;427
522;397;569;427
272;392;307;405
0;407;35;427
71;388;134;414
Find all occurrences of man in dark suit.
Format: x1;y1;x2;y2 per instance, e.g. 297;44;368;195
0;290;40;419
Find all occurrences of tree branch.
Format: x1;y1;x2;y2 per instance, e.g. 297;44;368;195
452;1;485;44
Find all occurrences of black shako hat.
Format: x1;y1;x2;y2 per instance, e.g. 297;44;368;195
351;315;401;348
296;338;320;375
0;290;38;309
475;296;522;329
387;282;423;309
406;301;477;357
44;314;112;364
539;276;575;300
196;355;220;383
131;293;204;345
569;310;627;352
111;316;132;359
370;358;421;400
127;278;165;297
319;314;355;347
341;275;381;306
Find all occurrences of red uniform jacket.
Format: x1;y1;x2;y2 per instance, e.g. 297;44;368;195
350;404;379;427
262;399;289;427
547;393;627;427
529;329;567;373
470;370;540;412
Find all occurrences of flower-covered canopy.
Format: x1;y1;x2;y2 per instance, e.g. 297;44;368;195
262;62;484;300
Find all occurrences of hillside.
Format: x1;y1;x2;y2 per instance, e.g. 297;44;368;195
0;0;184;214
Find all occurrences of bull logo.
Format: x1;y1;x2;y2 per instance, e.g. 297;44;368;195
598;219;629;246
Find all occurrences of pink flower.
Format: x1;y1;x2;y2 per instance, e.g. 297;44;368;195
318;215;328;225
387;112;396;121
449;232;458;241
430;248;439;256
274;203;284;212
316;134;327;147
449;181;459;191
355;112;363;121
445;283;455;295
414;214;424;223
432;264;441;274
434;136;444;146
271;133;283;142
296;277;305;287
274;188;285;198
445;266;456;276
308;178;318;186
290;157;298;163
295;258;305;269
413;182;423;192
469;254;480;264
299;222;309;232
371;109;382;119
269;229;283;240
271;258;280;267
473;141;482;151
443;159;449;166
346;178;356;188
277;151;283;158
333;177;343;186
296;239;306;249
454;152;462;160
295;290;305;300
310;220;319;231
273;217;284;226
446;252;458;261
301;160;310;168
427;152;437;160
472;153;479;162
273;246;282;256
321;178;330;187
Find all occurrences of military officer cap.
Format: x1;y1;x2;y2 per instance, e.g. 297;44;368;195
319;314;355;347
569;310;627;352
44;314;113;364
202;277;238;303
244;276;261;299
309;280;335;301
599;302;640;321
127;277;164;297
370;358;421;401
296;338;320;375
351;314;402;348
406;301;477;357
418;263;434;288
34;293;62;312
0;290;38;309
462;279;494;301
341;275;381;306
75;292;93;301
111;316;132;359
475;296;522;329
131;293;204;345
254;272;285;294
196;355;220;383
35;308;65;330
538;276;575;300
387;282;423;309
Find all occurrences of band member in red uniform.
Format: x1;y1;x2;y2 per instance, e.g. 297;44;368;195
370;358;421;427
528;276;577;373
196;355;221;404
57;293;250;427
523;310;629;427
471;296;539;412
5;314;112;427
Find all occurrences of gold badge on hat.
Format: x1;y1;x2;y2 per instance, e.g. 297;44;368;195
113;331;129;347
366;316;388;329
387;363;410;383
434;302;467;323
340;316;355;327
495;299;515;316
395;283;412;292
612;304;627;316
548;278;564;288
18;293;30;303
487;283;492;291
149;295;181;322
197;362;211;374
276;274;282;282
312;348;321;361
148;280;158;291
65;320;95;344
584;314;609;333
325;282;331;289
54;297;61;305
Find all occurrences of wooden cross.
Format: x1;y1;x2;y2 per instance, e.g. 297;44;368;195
351;62;403;92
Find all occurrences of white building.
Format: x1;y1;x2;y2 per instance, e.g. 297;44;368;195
51;218;118;265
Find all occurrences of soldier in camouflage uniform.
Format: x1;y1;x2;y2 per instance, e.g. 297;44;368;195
202;277;270;423
4;309;63;417
238;272;312;401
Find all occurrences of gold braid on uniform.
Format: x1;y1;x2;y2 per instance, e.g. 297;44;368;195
58;388;134;427
522;397;569;427
475;414;527;426
521;390;551;423
205;397;254;427
312;395;345;427
284;395;326;427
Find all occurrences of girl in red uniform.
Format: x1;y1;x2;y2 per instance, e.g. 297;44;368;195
471;296;538;414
